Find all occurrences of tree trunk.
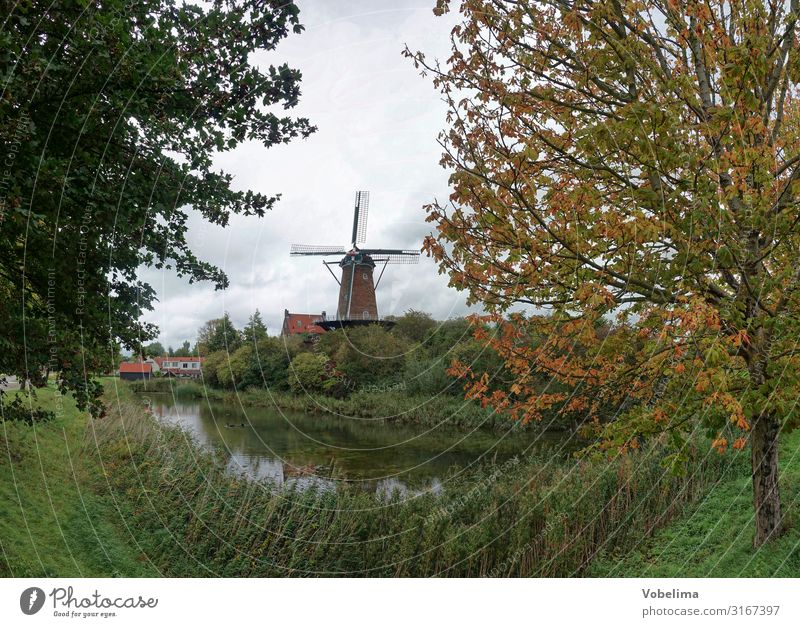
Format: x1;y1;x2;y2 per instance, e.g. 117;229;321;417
751;409;783;547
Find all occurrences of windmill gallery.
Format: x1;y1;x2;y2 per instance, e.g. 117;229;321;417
283;191;420;335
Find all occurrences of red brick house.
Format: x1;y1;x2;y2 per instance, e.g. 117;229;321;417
281;309;326;336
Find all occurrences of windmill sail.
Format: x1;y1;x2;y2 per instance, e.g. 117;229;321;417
351;191;369;246
360;248;420;264
290;244;346;255
370;253;420;265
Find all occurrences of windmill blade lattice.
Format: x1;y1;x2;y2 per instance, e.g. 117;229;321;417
360;248;420;264
290;244;346;255
351;191;369;246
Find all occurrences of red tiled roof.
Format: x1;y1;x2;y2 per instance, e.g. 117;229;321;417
119;362;152;373
284;313;325;335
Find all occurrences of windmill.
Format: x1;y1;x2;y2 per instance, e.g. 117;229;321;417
290;191;419;328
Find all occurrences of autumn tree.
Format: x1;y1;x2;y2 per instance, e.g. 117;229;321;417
410;0;800;545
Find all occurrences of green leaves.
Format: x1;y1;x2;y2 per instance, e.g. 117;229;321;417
0;0;314;416
287;352;333;395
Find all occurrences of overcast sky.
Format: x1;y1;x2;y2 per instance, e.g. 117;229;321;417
139;1;480;349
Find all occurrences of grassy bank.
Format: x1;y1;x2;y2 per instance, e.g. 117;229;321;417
0;384;155;576
123;378;530;432
2;381;744;576
588;430;800;577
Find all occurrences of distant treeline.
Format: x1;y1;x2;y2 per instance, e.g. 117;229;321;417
146;310;506;399
136;309;584;430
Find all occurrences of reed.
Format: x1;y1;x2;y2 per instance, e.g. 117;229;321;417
84;400;741;577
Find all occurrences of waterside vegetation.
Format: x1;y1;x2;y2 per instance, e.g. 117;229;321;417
4;382;783;577
131;310;578;433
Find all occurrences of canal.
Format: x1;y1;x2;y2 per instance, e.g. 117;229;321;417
144;394;576;495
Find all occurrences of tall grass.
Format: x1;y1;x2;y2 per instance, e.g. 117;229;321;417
84;400;739;576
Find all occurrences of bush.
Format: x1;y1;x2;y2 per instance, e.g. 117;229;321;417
325;326;409;389
217;345;253;389
204;338;310;391
402;354;458;396
422;317;472;357
201;350;228;388
287;352;332;394
392;309;437;343
250;337;294;390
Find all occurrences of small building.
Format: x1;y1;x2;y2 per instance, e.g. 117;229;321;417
281;309;326;336
154;356;204;378
119;362;152;381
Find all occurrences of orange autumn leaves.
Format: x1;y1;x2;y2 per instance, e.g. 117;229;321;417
444;310;755;452
412;0;800;459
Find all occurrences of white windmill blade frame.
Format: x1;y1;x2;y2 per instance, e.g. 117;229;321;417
290;244;346;255
354;190;369;245
372;252;420;265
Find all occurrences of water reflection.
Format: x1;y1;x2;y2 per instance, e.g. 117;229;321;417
147;395;572;494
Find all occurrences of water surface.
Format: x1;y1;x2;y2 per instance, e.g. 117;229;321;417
145;394;573;495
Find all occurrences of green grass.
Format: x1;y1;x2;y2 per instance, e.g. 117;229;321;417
589;430;800;577
4;379;793;577
0;382;154;577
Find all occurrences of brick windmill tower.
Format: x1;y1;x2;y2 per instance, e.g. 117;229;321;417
290;191;419;328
